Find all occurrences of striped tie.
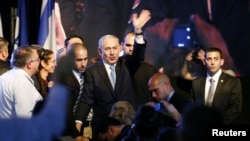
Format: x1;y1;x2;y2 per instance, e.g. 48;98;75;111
73;74;84;114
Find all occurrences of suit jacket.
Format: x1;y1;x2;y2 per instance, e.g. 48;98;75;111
133;62;158;105
75;42;146;129
192;72;242;124
163;91;192;127
169;91;192;114
61;71;82;138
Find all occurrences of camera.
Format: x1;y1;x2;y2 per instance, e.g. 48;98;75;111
192;44;204;64
154;103;162;111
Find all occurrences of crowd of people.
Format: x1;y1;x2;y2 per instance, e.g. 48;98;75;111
0;5;245;141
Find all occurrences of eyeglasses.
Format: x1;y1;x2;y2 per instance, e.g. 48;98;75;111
30;58;40;62
47;60;56;63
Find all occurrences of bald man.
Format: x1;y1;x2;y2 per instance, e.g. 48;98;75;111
58;43;89;141
148;72;192;127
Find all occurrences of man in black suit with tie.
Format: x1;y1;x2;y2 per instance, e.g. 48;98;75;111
75;10;151;141
192;47;242;124
57;43;89;141
147;72;192;127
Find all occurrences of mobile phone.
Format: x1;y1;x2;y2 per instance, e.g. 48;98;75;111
154;103;162;111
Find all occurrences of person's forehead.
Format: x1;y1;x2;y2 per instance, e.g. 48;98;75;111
68;38;83;45
206;51;220;57
75;49;88;57
102;38;119;47
125;34;135;41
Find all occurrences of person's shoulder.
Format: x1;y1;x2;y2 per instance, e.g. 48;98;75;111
192;76;204;82
221;72;238;80
141;62;156;68
119;55;127;62
221;72;241;83
85;61;105;73
137;62;157;72
0;68;18;78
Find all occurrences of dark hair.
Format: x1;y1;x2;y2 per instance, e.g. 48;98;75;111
64;34;84;47
96;117;123;134
205;47;223;59
34;48;54;98
133;105;162;138
37;48;54;69
179;103;223;141
54;55;72;84
122;31;134;42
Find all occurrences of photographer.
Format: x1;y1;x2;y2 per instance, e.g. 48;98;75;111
181;48;206;80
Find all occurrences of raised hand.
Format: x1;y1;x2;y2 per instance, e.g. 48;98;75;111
132;10;151;33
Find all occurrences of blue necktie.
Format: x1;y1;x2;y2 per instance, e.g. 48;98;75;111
110;65;116;89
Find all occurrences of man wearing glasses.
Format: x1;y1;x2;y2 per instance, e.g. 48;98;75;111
0;46;43;118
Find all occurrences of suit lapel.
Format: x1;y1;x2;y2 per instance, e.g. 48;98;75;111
200;77;206;104
114;59;122;87
212;73;226;106
96;61;115;95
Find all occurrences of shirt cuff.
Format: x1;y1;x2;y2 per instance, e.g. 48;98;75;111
135;36;145;44
75;120;82;124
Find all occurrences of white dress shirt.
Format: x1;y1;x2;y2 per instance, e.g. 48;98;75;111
0;68;43;118
72;70;83;84
0;84;68;141
103;62;117;83
205;69;222;103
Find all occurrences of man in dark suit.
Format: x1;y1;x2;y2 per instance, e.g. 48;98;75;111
148;72;192;127
57;43;89;141
75;10;151;141
192;47;242;124
121;31;158;105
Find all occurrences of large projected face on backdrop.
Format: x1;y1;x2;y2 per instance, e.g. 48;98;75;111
58;0;250;77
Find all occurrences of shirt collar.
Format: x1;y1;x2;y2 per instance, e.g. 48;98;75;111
207;69;222;82
13;67;35;84
166;90;175;102
72;70;83;80
103;61;116;70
